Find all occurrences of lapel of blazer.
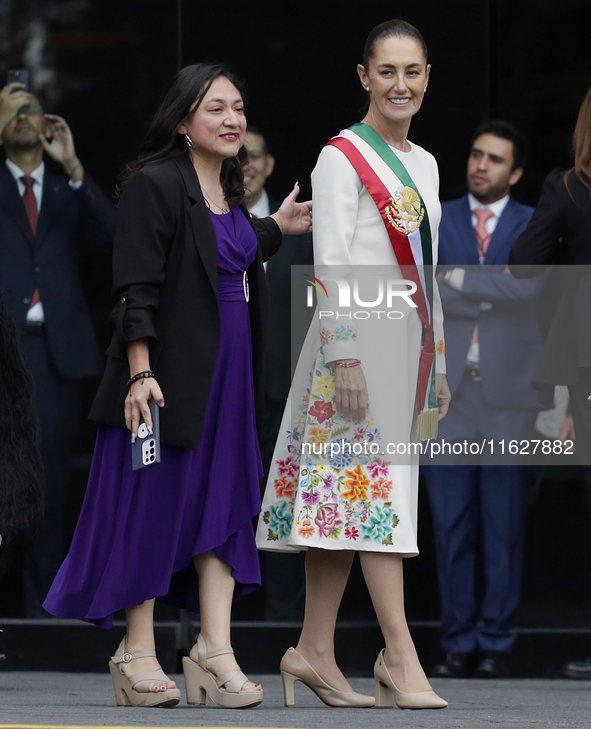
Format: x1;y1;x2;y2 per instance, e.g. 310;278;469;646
484;197;520;264
36;167;66;251
454;196;481;265
171;151;219;299
0;161;35;248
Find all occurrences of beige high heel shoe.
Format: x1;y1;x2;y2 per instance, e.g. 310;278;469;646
182;634;263;708
280;647;375;708
374;649;448;710
108;640;181;708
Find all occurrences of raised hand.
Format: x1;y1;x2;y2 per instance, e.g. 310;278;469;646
0;83;30;134
271;182;312;235
40;114;83;180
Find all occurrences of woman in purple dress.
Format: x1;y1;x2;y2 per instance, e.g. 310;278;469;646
43;63;311;709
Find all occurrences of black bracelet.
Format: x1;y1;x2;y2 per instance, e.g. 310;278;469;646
126;370;155;390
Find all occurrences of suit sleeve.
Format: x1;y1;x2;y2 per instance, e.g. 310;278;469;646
509;169;564;274
252;216;282;261
109;170;176;348
459;267;549;304
72;172;117;248
311;144;362;364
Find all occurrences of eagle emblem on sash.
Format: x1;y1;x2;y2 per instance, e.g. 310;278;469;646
385;186;425;234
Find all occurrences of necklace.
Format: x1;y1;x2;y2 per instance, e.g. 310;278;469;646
202;185;229;214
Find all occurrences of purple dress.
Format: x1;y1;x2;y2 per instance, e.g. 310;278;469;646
44;206;263;628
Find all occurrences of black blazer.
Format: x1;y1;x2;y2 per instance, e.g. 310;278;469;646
89;148;282;450
510;169;591;267
510;169;591;387
0;161;116;379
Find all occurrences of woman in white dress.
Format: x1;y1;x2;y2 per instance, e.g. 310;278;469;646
257;20;451;709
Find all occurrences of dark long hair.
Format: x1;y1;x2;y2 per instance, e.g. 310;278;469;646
565;85;591;195
0;302;43;559
120;62;247;204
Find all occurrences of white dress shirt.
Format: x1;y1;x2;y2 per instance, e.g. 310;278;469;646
468;192;509;237
247;188;271;219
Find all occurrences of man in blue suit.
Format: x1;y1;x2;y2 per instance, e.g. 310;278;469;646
0;84;115;615
422;121;543;678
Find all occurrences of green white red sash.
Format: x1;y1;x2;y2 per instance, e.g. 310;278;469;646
325;123;438;441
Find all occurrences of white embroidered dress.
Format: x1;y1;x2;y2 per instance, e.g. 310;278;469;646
256;135;445;554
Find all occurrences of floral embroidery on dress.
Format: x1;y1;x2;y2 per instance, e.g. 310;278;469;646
320;325;356;346
263;346;401;548
262;501;294;541
361;503;399;545
342;465;369;504
308;400;335;424
435;339;446;355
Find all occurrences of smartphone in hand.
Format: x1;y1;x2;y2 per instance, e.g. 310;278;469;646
7;70;29;91
131;399;161;471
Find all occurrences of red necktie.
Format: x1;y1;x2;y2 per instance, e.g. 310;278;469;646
21;175;41;310
21;175;39;236
470;209;494;349
474;208;493;263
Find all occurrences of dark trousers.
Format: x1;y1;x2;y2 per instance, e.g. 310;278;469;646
422;372;534;654
423;464;529;654
19;332;82;617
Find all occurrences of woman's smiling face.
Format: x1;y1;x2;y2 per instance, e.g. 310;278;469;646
179;75;246;161
358;35;430;125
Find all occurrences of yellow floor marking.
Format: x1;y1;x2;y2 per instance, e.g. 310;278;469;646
0;725;318;729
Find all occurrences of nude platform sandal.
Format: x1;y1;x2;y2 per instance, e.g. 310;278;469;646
108;640;181;708
280;647;375;708
374;649;448;710
182;634;263;709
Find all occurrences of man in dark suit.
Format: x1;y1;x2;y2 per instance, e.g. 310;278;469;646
244;127;312;620
0;84;116;615
422;121;544;678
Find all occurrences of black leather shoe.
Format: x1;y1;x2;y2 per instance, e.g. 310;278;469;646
474;651;511;678
560;658;591;680
431;652;477;678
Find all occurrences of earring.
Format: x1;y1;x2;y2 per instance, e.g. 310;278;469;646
423;87;427;92
184;133;194;149
365;86;370;91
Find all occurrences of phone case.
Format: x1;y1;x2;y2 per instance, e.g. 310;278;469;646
7;70;29;91
131;399;161;471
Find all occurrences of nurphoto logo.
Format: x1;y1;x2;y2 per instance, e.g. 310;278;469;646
305;276;418;320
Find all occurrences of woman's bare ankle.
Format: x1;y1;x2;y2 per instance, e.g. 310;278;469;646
294;643;352;692
295;642;334;662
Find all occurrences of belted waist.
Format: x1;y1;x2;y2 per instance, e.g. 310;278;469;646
218;270;249;302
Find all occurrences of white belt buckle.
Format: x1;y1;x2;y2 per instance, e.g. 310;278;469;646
242;270;249;302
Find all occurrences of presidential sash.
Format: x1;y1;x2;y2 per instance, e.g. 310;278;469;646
326;123;439;442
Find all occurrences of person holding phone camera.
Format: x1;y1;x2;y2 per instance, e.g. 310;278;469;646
0;79;116;617
43;62;311;709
